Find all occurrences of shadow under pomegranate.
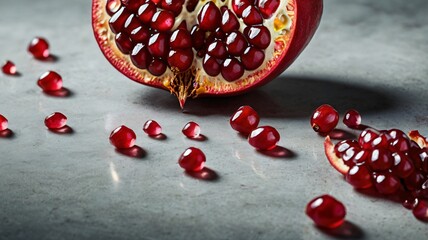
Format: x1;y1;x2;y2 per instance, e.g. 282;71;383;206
257;146;296;159
115;145;146;159
317;221;365;239
185;167;219;182
0;129;14;139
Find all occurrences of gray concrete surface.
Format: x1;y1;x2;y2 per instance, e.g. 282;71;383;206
0;0;427;239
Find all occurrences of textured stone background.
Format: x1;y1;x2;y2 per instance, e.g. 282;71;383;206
0;0;427;239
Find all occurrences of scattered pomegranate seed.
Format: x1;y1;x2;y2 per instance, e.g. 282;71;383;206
182;122;201;138
2;61;17;75
109;125;137;149
143;120;162;136
248;126;280;151
412;200;428;221
0;114;8;131
44;112;67;130
305;195;346;229
28;37;50;59
37;71;63;92
343;109;361;129
230;106;260;135
178;147;206;171
392;152;415;178
310;104;339;134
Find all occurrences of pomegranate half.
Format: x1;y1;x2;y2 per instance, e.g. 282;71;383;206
92;0;323;107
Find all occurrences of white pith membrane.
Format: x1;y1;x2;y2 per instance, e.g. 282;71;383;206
93;0;294;106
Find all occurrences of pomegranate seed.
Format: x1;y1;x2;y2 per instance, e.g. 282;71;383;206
109;7;131;34
143;120;162;136
170;29;192;49
130;26;150;43
342;146;360;167
392;152;414;178
305;195;346;229
178;147;206;172
221;58;244;82
151;10;175;32
168;49;194;72
230;106;260;135
148;59;167;76
226;31;247;56
182;122;201;138
123;14;141;35
404;171;426;191
124;0;146;12
244;26;271;49
109;125;136;149
1;61;17;75
0;114;8;131
137;2;157;23
38;71;63;91
310;104;339;134
346;165;373;189
241;47;265;70
45;112;67;129
402;196;418;210
115;32;133;54
412;200;428;221
387;128;408;140
28;37;50;59
369;148;394;171
131;43;152;69
231;0;252;17
242;5;263;25
207;40;227;59
221;9;240;33
343;109;361;129
351;149;370;165
197;2;221;31
334;139;359;158
358;129;380;149
257;0;280;19
390;137;411;153
190;26;205;50
106;0;121;16
203;55;221;76
374;173;400;195
148;32;169;58
248;126;280;151
370;133;390;149
161;0;184;15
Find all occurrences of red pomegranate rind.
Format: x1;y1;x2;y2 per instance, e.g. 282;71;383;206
324;136;350;175
409;130;428;148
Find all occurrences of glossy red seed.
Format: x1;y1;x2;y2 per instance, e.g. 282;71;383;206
45;112;67;129
352;149;370;165
190;25;205;50
161;0;184;15
230;106;260;135
343;109;361;129
109;7;131;34
359;129;380;149
148;33;169;58
221;9;240;33
404;171;426;191
182;122;201;138
346;165;373;189
310;104;339;134
390;137;411;153
369;148;394;171
226;31;247;56
125;0;146;12
137;2;157;23
130;26;150;43
334;139;359;158
231;0;252;17
151;10;175;32
207;40;227;59
106;0;121;16
305;195;346;229
203;55;221;76
38;71;63;91
109;125;137;149
0;114;8;131
115;32;133;54
168;49;194;72
402;196;418;210
221;58;244;82
241;47;265;70
131;43;152;69
413;200;428;221
242;5;263;25
148;59;167;76
370;133;390;149
170;29;192;49
392;152;414;178
387;128;408;141
178;147;206;171
257;0;280;19
28;37;50;59
244;26;271;49
143;120;162;136
248;126;280;150
2;61;17;75
374;173;400;195
123;14;141;35
197;2;221;31
342;147;360;167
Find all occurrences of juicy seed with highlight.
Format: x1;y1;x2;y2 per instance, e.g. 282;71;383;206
248;126;280;150
230;105;260;135
2;61;17;75
221;58;244;82
242;5;263;25
241;47;265;70
245;26;271;49
310;104;339;134
178;147;206;172
221;9;240;33
0;114;8;131
148;59;167;76
151;10;175;32
109;125;137;149
182;122;201;138
197;2;221;31
137;2;157;23
131;43;152;69
45;112;67;130
203;55;221;76
343;109;361;129
226;31;248;56
143;120;162;136
306;195;346;229
346;165;373;189
37;71;63;92
168;49;194;72
28;37;50;59
231;0;252;17
257;0;280;19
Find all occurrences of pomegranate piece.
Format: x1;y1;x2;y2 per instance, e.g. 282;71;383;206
28;37;50;59
310;104;339;134
109;125;137;149
343;109;361;129
197;2;221;31
257;0;280;19
248;126;280;151
230;106;260;135
345;165;373;189
2;61;17;75
413;200;428;221
182;122;200;138
143;120;162;136
324;136;350;175
178;147;206;171
0;114;8;131
45;112;67;130
305;195;346;229
37;71;63;92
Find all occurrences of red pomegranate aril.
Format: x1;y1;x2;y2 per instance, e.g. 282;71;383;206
161;0;184;15
242;5;263;25
404;171;426;191
2;61;17;75
257;0;280;19
352;149;370;165
123;14;141;35
197;2;221;31
137;2;157;23
359;129;380;149
310;104;339;134
38;71;63;91
334;139;359;158
130;26;150;43
143;120;162;136
115;32;134;54
231;0;252;17
151;10;175;32
230;105;260;135
28;37;50;59
182;122;201;138
109;7;130;34
203;55;221;76
374;173;400;195
402;196;418;210
305;195;346;229
170;29;192;49
0;114;8;131
148;59;167;76
343;109;361;129
109;125;137;149
130;43;152;69
221;58;244;82
245;26;271;49
342;147;359;167
248;126;280;151
387;129;408;141
412;200;428;221
226;31;247;56
178;147;206;172
390;137;411;153
346;165;373;189
106;0;120;16
125;0;146;12
369;148;394;171
148;33;169;58
370;133;390;149
241;47;265;70
45;112;67;129
221;9;240;33
207;40;227;59
168;49;194;72
392;152;414;178
190;26;205;50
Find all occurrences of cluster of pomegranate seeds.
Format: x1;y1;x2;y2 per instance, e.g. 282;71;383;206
143;119;162;136
110;125;137;149
306;195;347;229
2;61;17;75
248;126;280;150
37;71;63;92
310;104;339;134
178;147;206;171
45;112;67;130
182;121;201;138
28;37;50;60
0;114;8;131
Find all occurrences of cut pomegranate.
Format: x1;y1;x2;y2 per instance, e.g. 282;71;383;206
248;126;280;151
28;37;50;59
0;114;8;131
37;71;63;92
409;130;428;148
305;195;346;229
343;109;361;129
2;61;17;75
230;105;260;135
143;120;162;136
178;147;206;171
311;104;339;134
45;112;67;129
109;125;137;149
182;121;200;138
92;0;323;107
